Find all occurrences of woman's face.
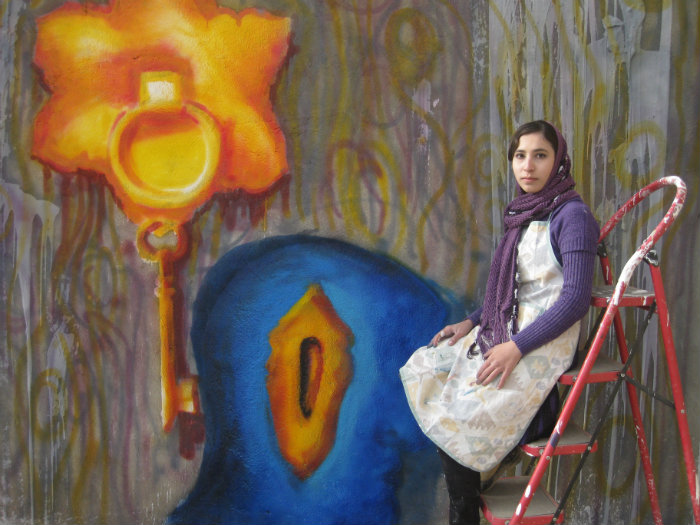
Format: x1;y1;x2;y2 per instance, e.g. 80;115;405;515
511;132;556;194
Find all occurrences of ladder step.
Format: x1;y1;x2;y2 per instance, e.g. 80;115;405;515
521;423;598;457
590;284;655;308
481;476;564;525
559;352;623;385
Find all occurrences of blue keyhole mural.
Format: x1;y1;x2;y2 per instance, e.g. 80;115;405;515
169;235;463;524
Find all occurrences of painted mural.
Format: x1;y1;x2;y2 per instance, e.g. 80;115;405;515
1;1;699;525
169;234;459;524
30;0;293;456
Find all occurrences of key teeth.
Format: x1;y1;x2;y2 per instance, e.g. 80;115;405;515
177;376;201;414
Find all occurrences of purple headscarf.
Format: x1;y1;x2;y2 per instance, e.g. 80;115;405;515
474;123;579;353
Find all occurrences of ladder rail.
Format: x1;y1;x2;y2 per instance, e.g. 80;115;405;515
649;259;700;524
609;301;663;524
507;295;620;525
506;176;691;525
550;303;657;523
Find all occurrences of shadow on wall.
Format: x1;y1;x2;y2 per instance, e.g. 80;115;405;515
169;234;462;525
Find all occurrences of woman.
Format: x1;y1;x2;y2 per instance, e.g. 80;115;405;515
399;120;600;525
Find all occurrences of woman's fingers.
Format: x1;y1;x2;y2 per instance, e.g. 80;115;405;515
476;359;492;384
429;329;449;347
429;319;475;347
430;325;461;347
497;367;513;389
477;366;499;386
476;356;508;386
477;341;521;387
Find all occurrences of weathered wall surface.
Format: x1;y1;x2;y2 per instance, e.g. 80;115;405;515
1;1;698;524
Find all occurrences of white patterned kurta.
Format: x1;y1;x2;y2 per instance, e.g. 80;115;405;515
400;219;580;472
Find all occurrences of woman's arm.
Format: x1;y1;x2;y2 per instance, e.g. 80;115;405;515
428;306;482;347
478;203;599;387
511;248;596;354
477;340;522;388
512;202;599;354
428;318;475;347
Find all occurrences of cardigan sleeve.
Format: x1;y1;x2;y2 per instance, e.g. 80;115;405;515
467;306;482;326
511;200;600;355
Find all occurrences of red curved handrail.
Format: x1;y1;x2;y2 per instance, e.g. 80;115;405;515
599;176;686;305
599;175;686;242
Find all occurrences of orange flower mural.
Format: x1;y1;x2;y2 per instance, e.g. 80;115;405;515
31;0;292;444
33;0;291;225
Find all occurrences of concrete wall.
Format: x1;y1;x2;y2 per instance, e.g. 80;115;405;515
1;1;698;523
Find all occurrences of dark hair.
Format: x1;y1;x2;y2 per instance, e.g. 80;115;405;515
507;120;558;161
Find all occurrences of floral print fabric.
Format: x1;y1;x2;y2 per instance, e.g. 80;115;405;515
400;220;580;472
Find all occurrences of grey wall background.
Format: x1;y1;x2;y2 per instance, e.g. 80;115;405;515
1;0;699;523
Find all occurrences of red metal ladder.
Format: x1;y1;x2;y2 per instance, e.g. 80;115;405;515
479;176;699;525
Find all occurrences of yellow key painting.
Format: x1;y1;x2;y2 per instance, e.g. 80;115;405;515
31;0;292;448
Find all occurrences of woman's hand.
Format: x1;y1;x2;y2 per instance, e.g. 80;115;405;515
429;319;474;347
476;340;522;389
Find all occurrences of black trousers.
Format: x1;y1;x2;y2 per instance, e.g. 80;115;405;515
436;389;561;525
437;448;481;525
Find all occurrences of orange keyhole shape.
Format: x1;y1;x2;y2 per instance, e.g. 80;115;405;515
266;285;354;479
